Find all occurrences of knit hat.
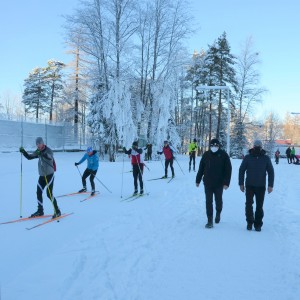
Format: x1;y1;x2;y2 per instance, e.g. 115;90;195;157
210;138;220;147
253;139;262;148
193;138;197;142
164;140;168;144
132;141;138;147
86;146;93;153
35;137;44;145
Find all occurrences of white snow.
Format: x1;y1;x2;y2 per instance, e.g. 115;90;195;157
1;152;299;300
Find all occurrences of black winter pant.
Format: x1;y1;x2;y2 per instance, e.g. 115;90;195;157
133;164;144;191
165;158;174;177
82;168;97;191
204;185;223;221
245;186;265;228
189;153;196;170
37;174;59;212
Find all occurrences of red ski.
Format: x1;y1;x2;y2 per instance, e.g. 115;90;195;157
26;213;74;230
0;215;52;225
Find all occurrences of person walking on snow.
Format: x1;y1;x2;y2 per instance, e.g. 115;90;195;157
75;146;99;196
274;149;280;164
239;139;274;232
286;146;292;164
188;138;198;172
157;140;176;178
123;141;144;195
19;137;61;218
196;138;232;229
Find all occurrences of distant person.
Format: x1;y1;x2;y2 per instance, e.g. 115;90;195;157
144;143;152;161
239;139;274;232
274;149;280;164
196;138;232;229
157;140;176;178
286;146;292;164
75;146;99;196
188;138;198;172
123;141;144;195
291;146;296;163
19;137;61;218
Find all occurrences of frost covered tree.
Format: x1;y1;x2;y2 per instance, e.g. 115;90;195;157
22;67;49;120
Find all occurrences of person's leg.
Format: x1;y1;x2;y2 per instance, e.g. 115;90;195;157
204;186;214;226
138;164;144;193
170;158;175;177
89;170;97;191
164;160;169;177
133;165;139;193
189;155;192;171
254;187;265;231
214;186;224;223
192;154;196;171
81;169;90;190
45;174;60;216
245;186;255;229
33;176;46;215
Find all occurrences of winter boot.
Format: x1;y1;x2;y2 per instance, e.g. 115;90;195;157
247;223;253;231
161;175;167;179
205;219;213;228
254;226;261;232
78;187;87;193
215;212;221;224
52;208;61;219
133;190;138;195
91;190;96;196
140;189;144;195
30;209;44;218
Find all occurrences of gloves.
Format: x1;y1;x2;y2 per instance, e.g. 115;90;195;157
35;149;41;156
19;147;25;153
157;151;160;155
123;147;126;152
75;162;79;166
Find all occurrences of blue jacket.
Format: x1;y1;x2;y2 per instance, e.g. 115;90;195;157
78;151;99;171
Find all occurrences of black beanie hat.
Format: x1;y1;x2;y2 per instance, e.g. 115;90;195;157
210;138;220;146
132;141;138;147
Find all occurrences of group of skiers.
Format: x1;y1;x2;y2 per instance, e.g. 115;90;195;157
20;136;275;232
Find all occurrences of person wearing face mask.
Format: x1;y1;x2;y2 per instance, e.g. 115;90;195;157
196;138;232;228
239;139;274;232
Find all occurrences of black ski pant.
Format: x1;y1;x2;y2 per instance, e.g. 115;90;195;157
189;153;196;170
37;174;59;212
82;168;97;191
245;186;265;228
133;164;144;191
204;185;223;221
165;158;174;177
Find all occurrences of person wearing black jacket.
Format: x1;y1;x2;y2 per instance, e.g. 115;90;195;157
196;138;232;228
239;139;274;232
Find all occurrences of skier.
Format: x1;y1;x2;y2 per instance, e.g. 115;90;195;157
291;146;296;163
274;149;280;164
75;146;99;196
144;143;153;161
239;139;274;232
188;138;198;172
123;141;144;195
196;138;232;228
157;140;176;178
19;137;61;218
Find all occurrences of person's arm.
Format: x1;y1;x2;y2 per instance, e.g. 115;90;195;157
196;155;205;186
238;157;247;192
75;154;87;166
266;157;274;191
223;153;232;187
19;147;38;160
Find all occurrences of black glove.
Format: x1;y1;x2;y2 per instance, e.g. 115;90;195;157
75;162;79;166
123;147;126;152
35;149;41;156
157;151;160;155
19;147;25;153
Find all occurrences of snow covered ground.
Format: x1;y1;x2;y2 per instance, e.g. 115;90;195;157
1;151;299;300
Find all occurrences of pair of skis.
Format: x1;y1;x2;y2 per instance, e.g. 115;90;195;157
147;176;175;183
0;213;74;230
122;192;150;202
56;191;99;202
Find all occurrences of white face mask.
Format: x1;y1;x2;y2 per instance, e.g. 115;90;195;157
210;146;219;153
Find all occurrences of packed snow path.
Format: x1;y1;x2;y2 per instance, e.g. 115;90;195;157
1;152;299;300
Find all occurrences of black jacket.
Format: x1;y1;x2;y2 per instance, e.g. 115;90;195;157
239;148;274;187
196;149;232;188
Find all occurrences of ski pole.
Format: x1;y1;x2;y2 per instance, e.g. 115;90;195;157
143;162;150;171
174;157;185;175
76;165;83;178
94;175;112;193
20;153;23;218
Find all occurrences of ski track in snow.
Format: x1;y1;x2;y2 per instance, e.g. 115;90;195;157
1;153;300;300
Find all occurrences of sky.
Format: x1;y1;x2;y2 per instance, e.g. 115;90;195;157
1;151;300;299
1;0;300;119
